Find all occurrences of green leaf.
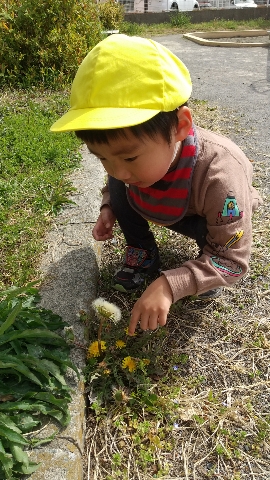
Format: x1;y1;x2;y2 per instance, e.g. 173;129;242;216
0;413;22;433
0;355;42;386
25;345;79;378
10;340;23;355
0;283;39;301
25;344;44;358
16;355;50;381
0;379;36;398
9;414;40;433
0;400;70;426
26;392;69;412
0;425;28;445
30;432;57;447
0;451;13;478
0;301;22;336
10;444;29;467
0;329;67;347
13;460;40;475
37;359;66;385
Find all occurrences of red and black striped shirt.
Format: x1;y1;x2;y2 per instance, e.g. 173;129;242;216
127;126;198;225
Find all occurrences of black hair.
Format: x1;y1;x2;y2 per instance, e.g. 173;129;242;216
75;105;187;146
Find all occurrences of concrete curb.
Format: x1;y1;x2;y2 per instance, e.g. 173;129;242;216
26;146;104;480
183;29;270;47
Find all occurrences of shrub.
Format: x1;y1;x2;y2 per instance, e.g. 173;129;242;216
98;0;124;30
0;0;104;88
120;20;144;35
169;12;191;27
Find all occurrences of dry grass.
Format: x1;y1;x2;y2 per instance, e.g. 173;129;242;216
84;100;270;480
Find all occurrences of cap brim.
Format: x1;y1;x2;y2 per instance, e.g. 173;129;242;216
50;107;161;132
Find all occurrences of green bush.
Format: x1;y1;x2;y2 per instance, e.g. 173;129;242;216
120;20;144;35
0;0;104;88
98;0;124;30
169;12;191;27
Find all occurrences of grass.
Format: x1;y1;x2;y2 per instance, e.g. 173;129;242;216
83;100;270;479
121;17;270;36
0;90;81;290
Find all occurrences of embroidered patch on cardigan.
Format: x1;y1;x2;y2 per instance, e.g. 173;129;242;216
216;191;243;225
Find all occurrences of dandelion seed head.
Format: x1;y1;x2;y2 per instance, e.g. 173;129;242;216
92;297;121;323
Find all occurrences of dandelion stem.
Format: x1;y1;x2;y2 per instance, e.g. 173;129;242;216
97;317;105;356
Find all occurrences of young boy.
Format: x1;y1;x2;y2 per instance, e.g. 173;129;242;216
51;34;262;335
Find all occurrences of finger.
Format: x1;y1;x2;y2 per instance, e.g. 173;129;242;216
92;228;113;241
128;312;140;335
138;309;159;331
101;210;115;229
157;311;167;327
146;313;160;331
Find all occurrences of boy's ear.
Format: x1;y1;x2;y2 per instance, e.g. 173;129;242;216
174;106;193;141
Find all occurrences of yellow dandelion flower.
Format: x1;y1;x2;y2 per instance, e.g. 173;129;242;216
142;358;150;365
115;340;126;349
124;327;137;336
122;356;137;373
103;369;111;375
87;340;106;358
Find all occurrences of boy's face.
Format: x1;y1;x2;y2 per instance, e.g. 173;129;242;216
86;129;181;189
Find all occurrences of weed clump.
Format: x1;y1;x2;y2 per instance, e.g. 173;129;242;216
0;283;78;479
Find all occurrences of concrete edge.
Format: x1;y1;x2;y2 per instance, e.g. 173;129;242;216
183;29;270;47
24;147;104;480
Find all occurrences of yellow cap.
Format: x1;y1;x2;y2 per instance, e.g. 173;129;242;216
50;34;192;132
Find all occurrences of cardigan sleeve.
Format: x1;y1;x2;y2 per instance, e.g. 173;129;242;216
162;128;263;302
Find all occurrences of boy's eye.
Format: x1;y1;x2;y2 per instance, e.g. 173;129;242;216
125;156;137;162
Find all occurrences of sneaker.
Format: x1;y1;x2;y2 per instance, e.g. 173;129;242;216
197;287;223;300
113;245;161;293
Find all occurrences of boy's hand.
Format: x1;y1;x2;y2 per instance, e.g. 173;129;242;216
92;205;116;241
128;276;173;335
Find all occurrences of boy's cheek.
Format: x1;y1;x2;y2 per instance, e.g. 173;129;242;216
102;164;113;176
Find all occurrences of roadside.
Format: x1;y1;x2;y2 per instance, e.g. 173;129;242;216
25;147;104;480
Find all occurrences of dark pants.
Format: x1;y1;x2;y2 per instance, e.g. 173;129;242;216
109;176;208;251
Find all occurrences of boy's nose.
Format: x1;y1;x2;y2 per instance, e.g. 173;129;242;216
113;166;131;182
